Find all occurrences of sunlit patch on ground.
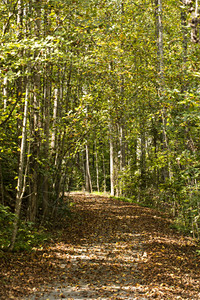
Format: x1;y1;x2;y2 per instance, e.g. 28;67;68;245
1;193;200;299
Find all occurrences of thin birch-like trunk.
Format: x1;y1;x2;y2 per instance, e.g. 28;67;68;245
10;82;29;251
28;0;41;223
82;151;86;191
0;162;5;205
119;124;125;196
51;88;58;151
42;66;51;219
95;141;100;192
155;0;172;181
102;151;106;193
3;77;7;110
42;3;51;218
110;128;114;196
140;123;146;190
9;0;25;250
118;0;126;196
85;142;92;193
191;0;199;43
181;1;188;93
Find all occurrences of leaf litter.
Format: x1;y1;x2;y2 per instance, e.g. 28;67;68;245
0;192;200;299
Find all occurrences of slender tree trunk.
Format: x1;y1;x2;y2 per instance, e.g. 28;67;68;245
82;151;86;191
10;82;29;251
118;0;126;196
51;88;58;152
2;0;14;36
16;0;23;99
85;142;92;193
42;68;51;220
110;127;114;196
181;3;188;64
95;141;100;192
181;3;188;95
102;151;107;193
42;5;51;219
119;124;125;196
17;0;23;40
28;72;40;222
156;0;164;88
155;0;172;181
8;0;26;251
119;125;125;172
152;121;159;188
3;77;7;110
27;0;41;223
0;162;5;205
140;123;146;191
190;0;199;43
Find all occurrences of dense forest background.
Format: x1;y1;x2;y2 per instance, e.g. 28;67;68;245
1;0;200;250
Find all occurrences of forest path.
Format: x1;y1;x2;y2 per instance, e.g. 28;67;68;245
1;193;200;299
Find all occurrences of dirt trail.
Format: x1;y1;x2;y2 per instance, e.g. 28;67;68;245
1;193;200;299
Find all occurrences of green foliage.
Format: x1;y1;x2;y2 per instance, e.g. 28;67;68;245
14;222;49;252
0;204;49;252
0;204;15;250
1;0;200;246
110;195;135;204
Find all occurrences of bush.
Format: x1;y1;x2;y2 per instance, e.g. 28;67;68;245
0;204;15;250
15;222;49;252
0;204;49;252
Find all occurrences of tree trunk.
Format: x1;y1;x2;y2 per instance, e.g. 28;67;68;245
42;4;51;219
155;0;172;181
42;65;51;220
0;162;5;205
102;151;107;193
190;0;199;43
10;82;29;251
110;128;114;196
17;0;23;40
51;88;58;152
3;77;7;110
95;141;100;192
82;150;86;192
140;123;146;191
27;0;41;223
85;142;92;193
119;124;125;196
181;3;188;93
155;0;164;89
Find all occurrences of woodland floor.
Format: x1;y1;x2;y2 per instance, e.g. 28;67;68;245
0;193;200;300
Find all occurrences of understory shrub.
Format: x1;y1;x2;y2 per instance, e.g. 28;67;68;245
0;204;49;252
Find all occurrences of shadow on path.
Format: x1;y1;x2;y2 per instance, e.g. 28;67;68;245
0;193;200;299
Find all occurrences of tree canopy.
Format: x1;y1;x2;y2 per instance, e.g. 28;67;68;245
0;0;200;250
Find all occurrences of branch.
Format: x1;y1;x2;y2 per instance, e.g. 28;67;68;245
2;0;18;36
0;98;19;127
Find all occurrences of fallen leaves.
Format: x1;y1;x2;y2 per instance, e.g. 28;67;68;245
0;192;200;299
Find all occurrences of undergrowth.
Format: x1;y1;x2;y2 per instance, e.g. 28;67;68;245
0;204;49;252
110;193;200;240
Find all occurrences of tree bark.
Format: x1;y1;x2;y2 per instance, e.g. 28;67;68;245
42;65;51;219
27;0;41;223
10;81;29;251
3;77;7;110
102;151;107;193
155;0;172;181
95;141;100;192
51;89;58;152
85;142;92;193
110;127;114;196
140;123;146;190
0;162;5;205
